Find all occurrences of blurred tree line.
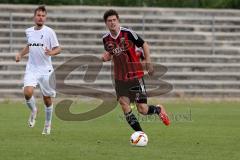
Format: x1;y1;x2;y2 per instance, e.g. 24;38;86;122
1;0;240;9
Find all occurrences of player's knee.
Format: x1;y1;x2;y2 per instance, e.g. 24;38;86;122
43;96;52;106
44;101;52;107
45;101;52;107
136;103;148;115
24;89;33;100
119;97;128;106
119;97;131;113
24;94;32;100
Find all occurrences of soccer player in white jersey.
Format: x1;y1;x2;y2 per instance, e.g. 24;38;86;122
15;6;61;135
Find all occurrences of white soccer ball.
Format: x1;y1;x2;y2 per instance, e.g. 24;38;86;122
130;131;148;147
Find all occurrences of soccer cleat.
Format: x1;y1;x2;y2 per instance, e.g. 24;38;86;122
28;109;37;128
157;105;170;126
42;125;51;135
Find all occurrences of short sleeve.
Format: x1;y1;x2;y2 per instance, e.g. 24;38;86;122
49;29;59;49
128;29;144;47
25;29;30;45
103;38;108;51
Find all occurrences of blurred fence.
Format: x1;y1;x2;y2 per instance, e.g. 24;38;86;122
1;5;240;98
0;0;240;8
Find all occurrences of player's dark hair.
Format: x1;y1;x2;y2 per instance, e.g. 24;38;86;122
103;9;119;22
34;5;47;15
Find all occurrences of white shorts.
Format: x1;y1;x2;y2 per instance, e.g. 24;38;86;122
23;70;56;97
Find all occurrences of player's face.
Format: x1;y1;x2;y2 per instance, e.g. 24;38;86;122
34;10;46;27
106;15;120;32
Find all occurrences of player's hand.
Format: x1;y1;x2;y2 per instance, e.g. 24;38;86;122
44;47;52;56
15;53;21;62
102;52;111;62
146;62;154;76
141;60;154;76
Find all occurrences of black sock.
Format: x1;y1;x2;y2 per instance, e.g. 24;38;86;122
125;110;143;131
147;105;161;115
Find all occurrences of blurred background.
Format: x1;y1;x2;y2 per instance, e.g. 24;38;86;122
0;0;240;99
1;0;240;8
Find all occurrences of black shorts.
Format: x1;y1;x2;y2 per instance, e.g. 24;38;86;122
115;78;147;104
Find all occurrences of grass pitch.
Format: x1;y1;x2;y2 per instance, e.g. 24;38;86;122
0;99;239;160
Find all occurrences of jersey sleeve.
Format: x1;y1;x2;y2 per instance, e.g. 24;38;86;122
49;29;60;49
25;28;30;45
102;37;113;54
128;29;144;48
102;38;108;51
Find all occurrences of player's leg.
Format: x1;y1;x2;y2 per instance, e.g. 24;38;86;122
119;96;143;131
135;93;159;115
115;80;143;131
23;71;38;127
24;86;37;127
134;79;170;126
24;86;36;111
39;74;56;135
42;96;53;135
134;91;160;116
136;103;170;126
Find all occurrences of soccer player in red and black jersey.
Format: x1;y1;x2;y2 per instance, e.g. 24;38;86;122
101;9;170;132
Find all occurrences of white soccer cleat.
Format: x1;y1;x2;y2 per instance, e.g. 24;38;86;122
28;118;36;128
42;125;51;135
28;109;37;128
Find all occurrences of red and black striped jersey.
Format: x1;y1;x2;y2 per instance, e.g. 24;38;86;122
102;27;145;81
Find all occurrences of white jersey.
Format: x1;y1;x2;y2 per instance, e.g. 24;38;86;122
25;25;59;74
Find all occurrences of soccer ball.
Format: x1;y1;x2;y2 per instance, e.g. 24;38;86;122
130;131;148;147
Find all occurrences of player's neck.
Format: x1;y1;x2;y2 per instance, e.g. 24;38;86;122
110;27;120;39
34;25;44;30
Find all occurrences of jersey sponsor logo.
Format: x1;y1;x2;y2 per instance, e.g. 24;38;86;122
105;39;134;56
28;43;44;47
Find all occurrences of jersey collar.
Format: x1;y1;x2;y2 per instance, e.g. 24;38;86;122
34;25;45;31
110;26;121;40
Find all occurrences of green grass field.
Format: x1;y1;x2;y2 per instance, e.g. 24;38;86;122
0;99;239;160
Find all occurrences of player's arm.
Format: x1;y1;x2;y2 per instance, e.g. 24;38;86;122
15;45;29;62
101;51;112;62
45;29;62;56
142;42;154;76
129;29;154;76
45;46;62;56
